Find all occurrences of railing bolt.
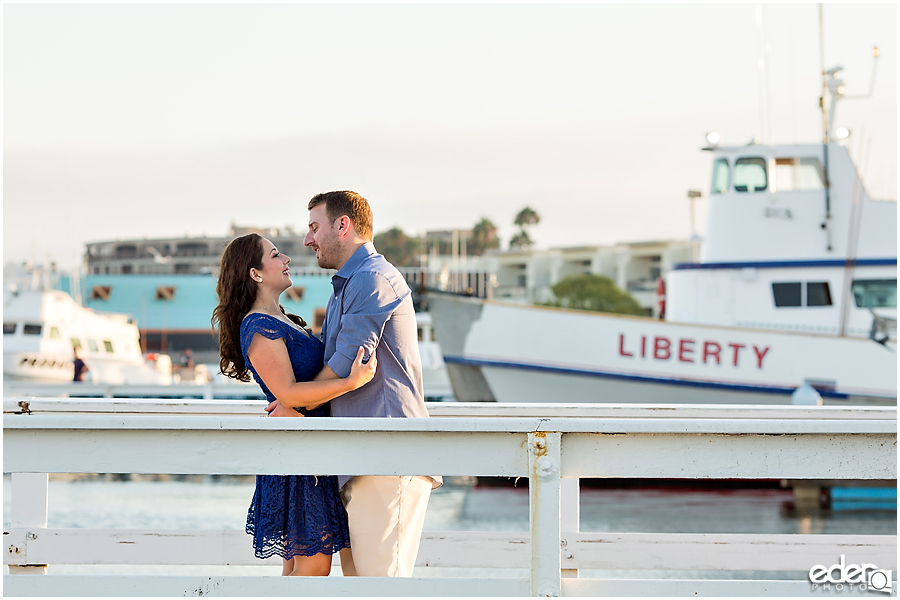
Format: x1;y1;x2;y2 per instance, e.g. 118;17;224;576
9;545;20;554
560;538;567;547
565;552;574;561
26;532;37;540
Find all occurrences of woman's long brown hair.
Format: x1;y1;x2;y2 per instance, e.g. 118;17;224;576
212;233;307;382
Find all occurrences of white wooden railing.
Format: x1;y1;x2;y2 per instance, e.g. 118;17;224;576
3;398;897;597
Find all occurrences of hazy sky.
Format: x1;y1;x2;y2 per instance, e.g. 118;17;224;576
4;3;896;267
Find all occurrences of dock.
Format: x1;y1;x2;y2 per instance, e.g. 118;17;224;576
4;398;897;596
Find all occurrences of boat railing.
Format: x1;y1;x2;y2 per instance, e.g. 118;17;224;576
4;399;897;597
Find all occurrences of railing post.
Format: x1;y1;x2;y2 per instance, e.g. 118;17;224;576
528;431;561;597
8;473;49;574
560;477;580;578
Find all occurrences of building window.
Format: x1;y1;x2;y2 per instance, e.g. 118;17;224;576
103;340;114;353
284;287;305;302
174;264;191;274
773;158;824;191
852;279;897;308
50;326;61;339
313;308;327;335
87;339;99;352
806;282;833;307
121;264;133;274
71;338;82;350
3;323;16;335
156;286;176;301
772;282;801;307
91;286;112;301
734;157;767;193
23;324;43;336
711;158;730;194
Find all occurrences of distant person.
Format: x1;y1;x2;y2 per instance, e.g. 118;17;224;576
212;232;376;577
72;347;89;382
267;190;440;577
180;348;195;369
179;348;196;382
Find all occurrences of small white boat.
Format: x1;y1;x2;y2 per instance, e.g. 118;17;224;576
3;289;170;385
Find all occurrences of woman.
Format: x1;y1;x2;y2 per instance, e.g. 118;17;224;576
213;233;376;576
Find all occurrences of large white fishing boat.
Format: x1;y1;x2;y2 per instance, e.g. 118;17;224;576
429;138;896;405
3;288;170;385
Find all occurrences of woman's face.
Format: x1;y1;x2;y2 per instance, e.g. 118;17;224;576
252;237;292;293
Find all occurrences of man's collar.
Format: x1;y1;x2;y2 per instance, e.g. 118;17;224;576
331;242;376;295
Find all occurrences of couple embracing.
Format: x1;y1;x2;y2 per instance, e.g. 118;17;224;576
212;191;440;577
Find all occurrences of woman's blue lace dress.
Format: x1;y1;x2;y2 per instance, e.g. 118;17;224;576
240;313;351;559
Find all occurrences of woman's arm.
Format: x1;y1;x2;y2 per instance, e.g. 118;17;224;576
248;333;376;412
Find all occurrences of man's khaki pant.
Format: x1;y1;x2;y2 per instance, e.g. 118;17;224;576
339;475;432;577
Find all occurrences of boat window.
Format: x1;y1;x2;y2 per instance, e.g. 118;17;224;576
774;158;824;191
155;286;176;301
91;286;112;301
103;340;114;353
88;339;99;352
734;157;767;193
806;282;833;306
3;322;17;335
284;286;305;302
50;326;61;339
772;282;801;307
71;338;82;350
23;324;43;335
852;279;897;308
710;158;730;194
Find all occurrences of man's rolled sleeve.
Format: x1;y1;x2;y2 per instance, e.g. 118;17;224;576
327;272;407;377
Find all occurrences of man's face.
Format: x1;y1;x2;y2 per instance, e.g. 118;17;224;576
305;204;343;270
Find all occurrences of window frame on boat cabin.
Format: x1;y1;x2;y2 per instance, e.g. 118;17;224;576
713;155;825;195
3;322;17;335
87;338;99;352
772;281;834;308
710;158;730;194
852;279;897;308
772;158;824;192
22;323;43;336
103;340;114;353
733;157;768;193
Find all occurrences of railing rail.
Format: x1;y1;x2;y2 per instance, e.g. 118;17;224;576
3;399;897;597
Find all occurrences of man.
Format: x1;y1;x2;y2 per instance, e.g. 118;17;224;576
268;190;440;577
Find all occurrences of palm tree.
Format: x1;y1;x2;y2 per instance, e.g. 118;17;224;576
510;206;540;249
471;218;500;255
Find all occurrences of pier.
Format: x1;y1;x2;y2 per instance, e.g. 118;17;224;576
4;398;896;597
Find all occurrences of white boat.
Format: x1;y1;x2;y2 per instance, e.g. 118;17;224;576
416;311;454;400
3;288;171;385
429;140;896;406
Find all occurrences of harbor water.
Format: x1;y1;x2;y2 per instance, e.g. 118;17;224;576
3;474;895;580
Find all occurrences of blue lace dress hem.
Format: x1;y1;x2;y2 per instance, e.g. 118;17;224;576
240;313;351;559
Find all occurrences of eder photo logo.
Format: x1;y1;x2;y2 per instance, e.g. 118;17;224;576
809;555;894;594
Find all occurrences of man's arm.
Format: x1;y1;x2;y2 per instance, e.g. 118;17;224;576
325;271;406;378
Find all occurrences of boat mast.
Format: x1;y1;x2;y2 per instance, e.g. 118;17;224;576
819;4;833;252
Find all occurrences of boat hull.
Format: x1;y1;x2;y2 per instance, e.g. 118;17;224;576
429;293;897;406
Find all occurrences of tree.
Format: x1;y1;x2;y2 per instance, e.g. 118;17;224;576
471;217;500;256
510;206;540;249
373;227;421;266
508;231;533;250
514;206;540;228
542;274;646;315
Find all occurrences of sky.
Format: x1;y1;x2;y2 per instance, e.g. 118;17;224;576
3;3;897;269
